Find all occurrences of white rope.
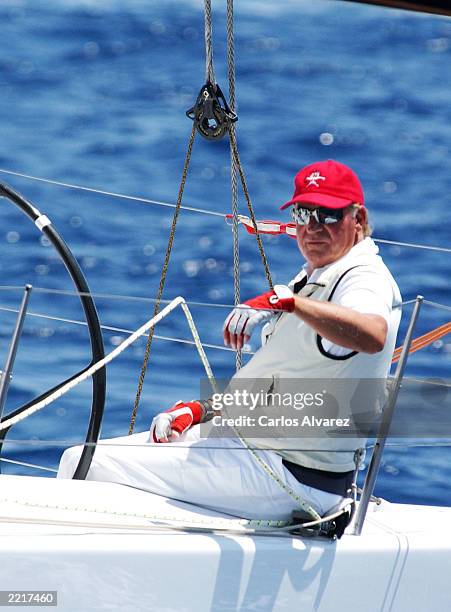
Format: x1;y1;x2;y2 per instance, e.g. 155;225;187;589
180;302;217;392
0;496;291;533
0;297;215;432
0;515;295;536
0;493;352;533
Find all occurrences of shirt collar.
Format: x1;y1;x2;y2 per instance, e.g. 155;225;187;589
306;237;379;280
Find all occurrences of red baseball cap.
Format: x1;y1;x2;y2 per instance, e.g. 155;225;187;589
280;160;364;210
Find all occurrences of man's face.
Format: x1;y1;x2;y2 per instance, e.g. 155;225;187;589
295;204;366;270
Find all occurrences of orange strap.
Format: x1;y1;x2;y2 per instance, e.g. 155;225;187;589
392;321;451;363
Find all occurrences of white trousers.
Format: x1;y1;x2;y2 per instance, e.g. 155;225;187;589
57;425;342;520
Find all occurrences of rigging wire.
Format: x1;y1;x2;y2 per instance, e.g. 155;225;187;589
0;168;225;218
0;286;247;308
4;436;451;487
0;286;432;310
423;299;451;314
0;292;449;361
1;167;450;255
0;304;246;353
3;439;451;450
0;457;57;473
0;285;449;380
1;440;378;451
375;238;451;254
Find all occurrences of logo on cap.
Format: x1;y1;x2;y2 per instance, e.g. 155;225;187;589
305;171;326;188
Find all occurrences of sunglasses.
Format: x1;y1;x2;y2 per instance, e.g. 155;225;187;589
291;205;345;226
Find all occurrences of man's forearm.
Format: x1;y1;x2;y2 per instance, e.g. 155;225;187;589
292;296;387;354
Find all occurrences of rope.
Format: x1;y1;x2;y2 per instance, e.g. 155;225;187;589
0;296;214;433
228;129;273;289
0;493;351;534
225;0;242;370
204;0;215;85
180;301;218;393
128;124;197;435
226;422;321;520
0;494;301;532
392;320;451;363
230;144;241;370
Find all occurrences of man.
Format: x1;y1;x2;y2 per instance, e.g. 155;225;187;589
58;160;401;522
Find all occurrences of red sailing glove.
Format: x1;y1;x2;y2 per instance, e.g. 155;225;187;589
150;400;203;443
223;285;295;349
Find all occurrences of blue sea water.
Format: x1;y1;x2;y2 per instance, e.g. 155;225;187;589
0;0;450;508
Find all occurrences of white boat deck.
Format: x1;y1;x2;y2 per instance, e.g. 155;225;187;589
0;474;450;611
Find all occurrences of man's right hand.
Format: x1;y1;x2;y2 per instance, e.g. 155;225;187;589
223;286;295;350
150;400;203;443
222;305;274;350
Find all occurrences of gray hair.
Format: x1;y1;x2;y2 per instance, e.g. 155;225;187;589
350;203;372;237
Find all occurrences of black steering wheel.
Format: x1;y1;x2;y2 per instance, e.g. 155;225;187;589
0;181;106;479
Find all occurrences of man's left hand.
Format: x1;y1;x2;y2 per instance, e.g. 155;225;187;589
150;400;203;443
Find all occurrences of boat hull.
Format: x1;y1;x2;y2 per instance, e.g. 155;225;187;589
0;475;450;611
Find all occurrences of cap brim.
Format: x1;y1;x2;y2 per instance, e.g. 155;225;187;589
280;192;355;210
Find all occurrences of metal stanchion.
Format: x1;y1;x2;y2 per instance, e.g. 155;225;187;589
353;295;423;536
0;285;33;421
